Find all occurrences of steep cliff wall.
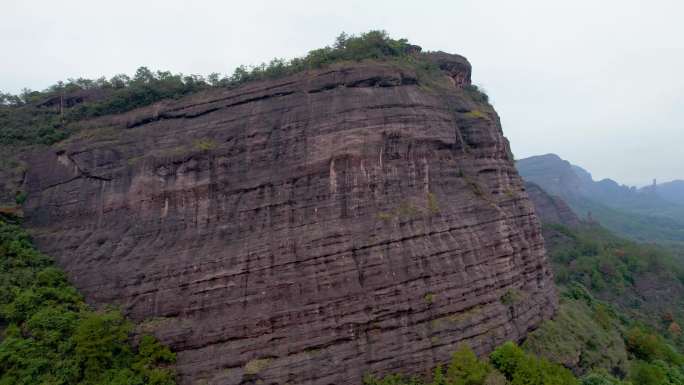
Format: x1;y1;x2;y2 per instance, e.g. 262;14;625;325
23;56;556;384
524;182;580;228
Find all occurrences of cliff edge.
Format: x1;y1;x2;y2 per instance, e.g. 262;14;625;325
22;54;557;384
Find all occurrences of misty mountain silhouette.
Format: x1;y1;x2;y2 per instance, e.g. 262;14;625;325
516;154;684;248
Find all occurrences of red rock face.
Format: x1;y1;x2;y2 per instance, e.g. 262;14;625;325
23;56;557;384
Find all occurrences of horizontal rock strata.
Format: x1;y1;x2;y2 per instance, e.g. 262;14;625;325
524;182;581;227
24;56;557;384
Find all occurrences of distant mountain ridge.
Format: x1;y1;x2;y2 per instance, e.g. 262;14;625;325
645;179;684;206
517;154;684;247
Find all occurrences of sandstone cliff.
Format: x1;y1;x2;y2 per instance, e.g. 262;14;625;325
22;55;557;384
524;182;580;228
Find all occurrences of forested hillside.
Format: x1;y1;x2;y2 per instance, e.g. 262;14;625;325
0;213;176;384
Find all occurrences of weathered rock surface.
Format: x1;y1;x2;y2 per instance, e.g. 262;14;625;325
23;56;557;384
524;182;580;227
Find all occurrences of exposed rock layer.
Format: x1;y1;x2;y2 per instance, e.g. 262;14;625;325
23;56;557;384
524;182;580;228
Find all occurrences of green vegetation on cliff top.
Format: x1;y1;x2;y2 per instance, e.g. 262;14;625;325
1;30;488;147
0;30;440;147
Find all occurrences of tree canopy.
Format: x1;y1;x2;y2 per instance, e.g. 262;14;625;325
0;30;424;147
0;215;176;385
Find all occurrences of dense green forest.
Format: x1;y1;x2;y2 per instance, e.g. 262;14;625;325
0;214;176;385
545;224;684;331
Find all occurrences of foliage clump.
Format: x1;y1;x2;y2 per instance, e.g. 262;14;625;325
0;67;210;146
500;289;524;306
625;327;683;365
522;296;628;377
193;138;218;151
0;215;176;384
364;342;578;385
230;30;416;85
464;85;489;104
490;342;578;385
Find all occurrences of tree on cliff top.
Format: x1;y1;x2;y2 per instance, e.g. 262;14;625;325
0;30;420;147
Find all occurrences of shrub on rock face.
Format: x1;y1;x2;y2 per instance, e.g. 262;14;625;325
490;342;578;385
490;342;527;380
580;370;626;385
444;344;491;385
483;371;508;385
464;84;489;104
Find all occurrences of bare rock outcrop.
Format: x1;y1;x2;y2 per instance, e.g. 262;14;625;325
524;182;580;228
23;57;556;384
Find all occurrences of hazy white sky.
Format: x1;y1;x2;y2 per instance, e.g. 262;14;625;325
2;0;682;186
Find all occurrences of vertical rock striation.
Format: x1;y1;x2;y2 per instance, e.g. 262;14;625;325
23;55;557;384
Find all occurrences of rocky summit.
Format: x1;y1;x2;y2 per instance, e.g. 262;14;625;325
21;53;556;384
